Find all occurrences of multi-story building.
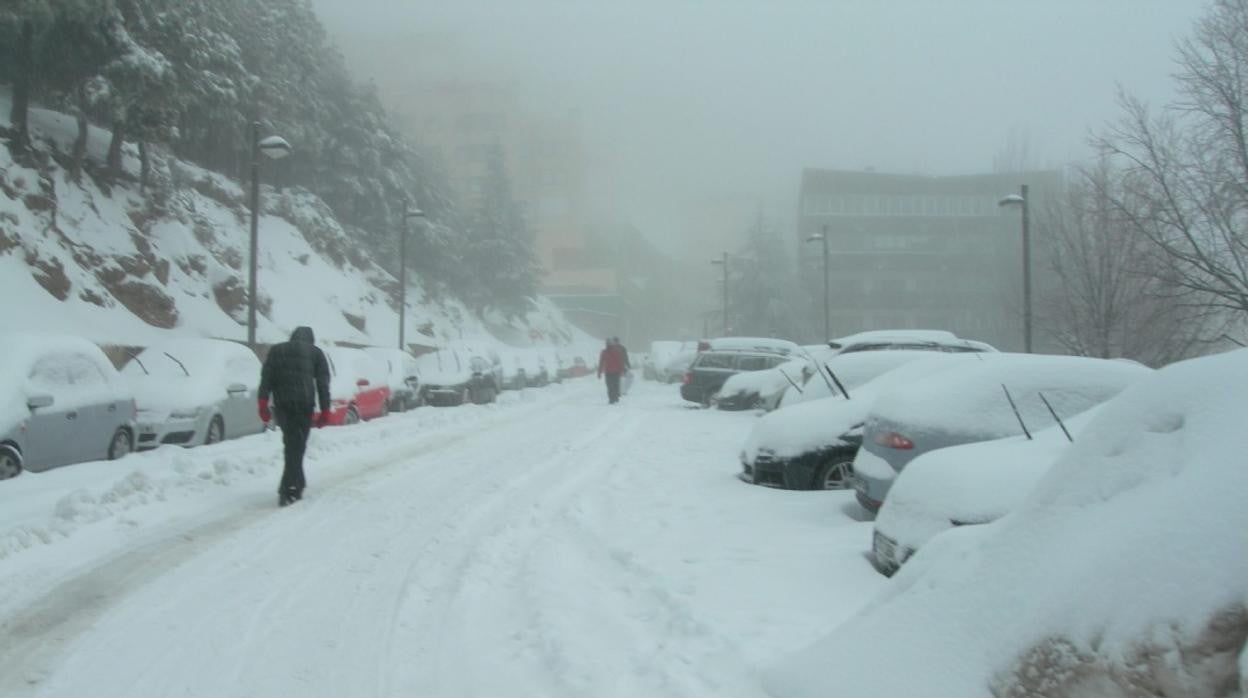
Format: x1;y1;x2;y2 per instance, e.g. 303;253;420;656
796;168;1062;350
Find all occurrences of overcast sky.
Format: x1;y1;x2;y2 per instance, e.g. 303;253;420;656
314;0;1209;255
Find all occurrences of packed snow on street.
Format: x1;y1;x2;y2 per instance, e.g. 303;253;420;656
0;378;884;697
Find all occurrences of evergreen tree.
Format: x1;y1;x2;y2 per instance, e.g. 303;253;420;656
465;142;540;314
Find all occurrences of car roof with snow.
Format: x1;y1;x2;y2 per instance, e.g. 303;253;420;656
866;353;1151;440
705;337;800;355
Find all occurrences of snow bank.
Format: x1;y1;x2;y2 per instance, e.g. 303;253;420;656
767;348;1248;697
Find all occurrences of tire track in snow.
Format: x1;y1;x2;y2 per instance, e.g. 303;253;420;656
0;386;597;696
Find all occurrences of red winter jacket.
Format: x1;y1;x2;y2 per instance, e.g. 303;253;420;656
598;345;626;375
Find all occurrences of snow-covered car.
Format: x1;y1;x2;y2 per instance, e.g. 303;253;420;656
680;349;792;406
498;351;528;390
714;356;810;410
323;346;391;425
363;347;422;412
447;341;505;389
660;348;698;383
417;349;499;406
123;338;263;450
766;349;1248;698
569;355;590;378
871;407;1102;575
517;349;550;387
644;341;687;381
742;353;979;490
852;354;1151;513
777;340;988;409
541;348;567;383
1;333;136;479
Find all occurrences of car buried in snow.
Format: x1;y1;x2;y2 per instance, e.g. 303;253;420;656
1;332;137;480
417;348;499;406
124;337;265;450
741;352;977;490
363;347;423;412
870;407;1102;575
851;354;1151;514
322;346;391;425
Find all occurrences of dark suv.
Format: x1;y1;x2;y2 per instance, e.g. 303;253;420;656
680;350;791;406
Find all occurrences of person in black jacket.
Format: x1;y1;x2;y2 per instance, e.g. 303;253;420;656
258;326;332;506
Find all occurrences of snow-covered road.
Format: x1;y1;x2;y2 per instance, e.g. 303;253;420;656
0;380;884;697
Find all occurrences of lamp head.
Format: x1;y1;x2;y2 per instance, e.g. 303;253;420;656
257;135;292;160
998;194;1025;207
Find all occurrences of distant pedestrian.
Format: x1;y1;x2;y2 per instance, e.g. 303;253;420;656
597;337;627;404
614;337;635;395
258;326;332;506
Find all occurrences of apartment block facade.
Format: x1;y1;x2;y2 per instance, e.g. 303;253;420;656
797;168;1062;350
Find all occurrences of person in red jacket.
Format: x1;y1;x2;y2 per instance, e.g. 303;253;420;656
597;337;628;404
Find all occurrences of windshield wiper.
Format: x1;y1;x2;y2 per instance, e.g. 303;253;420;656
163;352;190;377
1037;391;1073;442
125;350;149;375
825;364;850;399
1001;384;1032;440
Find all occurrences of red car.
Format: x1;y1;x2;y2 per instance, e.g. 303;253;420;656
323;347;390;425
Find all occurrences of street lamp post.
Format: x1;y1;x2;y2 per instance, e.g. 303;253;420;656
710;252;729;336
398;207;427;350
246;122;292;347
998;184;1032;353
806;226;830;342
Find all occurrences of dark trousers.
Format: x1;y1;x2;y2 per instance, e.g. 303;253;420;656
278;413;312;494
605;372;622;403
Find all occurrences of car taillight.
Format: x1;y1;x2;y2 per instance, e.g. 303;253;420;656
873;431;914;450
683;372;693;385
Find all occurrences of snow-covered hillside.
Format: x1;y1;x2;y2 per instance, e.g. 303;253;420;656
0;95;591;351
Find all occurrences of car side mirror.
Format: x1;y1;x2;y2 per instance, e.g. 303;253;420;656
27;394;54;410
356;378;370;387
227;383;248;395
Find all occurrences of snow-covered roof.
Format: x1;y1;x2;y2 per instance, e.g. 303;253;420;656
866;353;1150;440
707;337;800;355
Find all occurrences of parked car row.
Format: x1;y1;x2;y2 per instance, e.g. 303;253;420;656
723;329;1155;577
1;331;595;481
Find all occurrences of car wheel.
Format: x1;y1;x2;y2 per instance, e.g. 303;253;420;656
345;406;360;425
814;456;855;490
0;444;22;480
205;415;224;445
460;387;471;405
108;428;133;460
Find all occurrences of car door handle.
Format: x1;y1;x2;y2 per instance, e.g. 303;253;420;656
107;404;117;413
66;411;78;420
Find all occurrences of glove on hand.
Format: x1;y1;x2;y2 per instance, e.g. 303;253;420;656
316;410;331;428
258;399;272;424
